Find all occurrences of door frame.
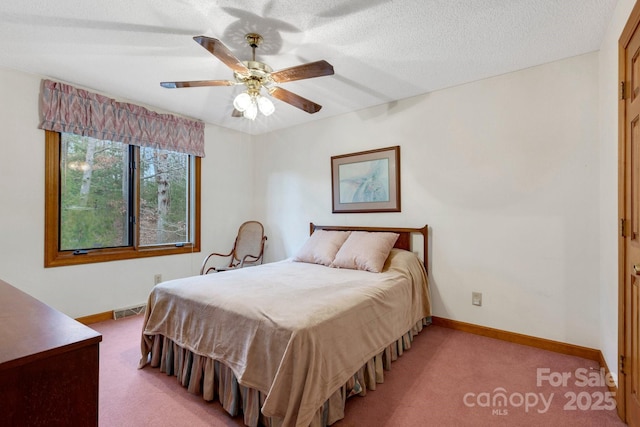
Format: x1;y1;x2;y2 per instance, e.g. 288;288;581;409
619;2;640;422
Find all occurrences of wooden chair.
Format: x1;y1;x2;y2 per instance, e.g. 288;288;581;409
200;221;267;274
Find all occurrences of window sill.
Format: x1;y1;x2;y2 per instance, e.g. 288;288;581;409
44;244;200;268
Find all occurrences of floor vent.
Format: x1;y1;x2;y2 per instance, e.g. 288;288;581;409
113;304;146;320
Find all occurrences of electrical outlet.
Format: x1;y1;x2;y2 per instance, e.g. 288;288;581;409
154;274;162;285
472;292;482;306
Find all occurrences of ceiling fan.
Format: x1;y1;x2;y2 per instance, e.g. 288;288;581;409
160;33;334;119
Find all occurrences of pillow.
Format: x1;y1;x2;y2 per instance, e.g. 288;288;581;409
293;230;351;266
331;231;399;273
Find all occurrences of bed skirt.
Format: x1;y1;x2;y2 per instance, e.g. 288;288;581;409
145;317;431;427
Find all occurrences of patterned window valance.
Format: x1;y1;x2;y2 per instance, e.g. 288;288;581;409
38;79;205;157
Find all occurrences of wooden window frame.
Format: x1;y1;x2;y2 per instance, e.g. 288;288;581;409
44;131;201;267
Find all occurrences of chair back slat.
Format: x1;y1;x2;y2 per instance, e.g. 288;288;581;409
233;221;265;263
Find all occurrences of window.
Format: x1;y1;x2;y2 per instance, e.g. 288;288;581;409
45;131;200;267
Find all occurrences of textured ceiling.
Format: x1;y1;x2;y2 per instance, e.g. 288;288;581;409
0;0;618;135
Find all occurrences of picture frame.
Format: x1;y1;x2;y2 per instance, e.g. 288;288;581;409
331;146;401;213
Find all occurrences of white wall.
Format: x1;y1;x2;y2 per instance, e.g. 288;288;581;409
598;0;637;386
0;67;254;318
255;52;601;349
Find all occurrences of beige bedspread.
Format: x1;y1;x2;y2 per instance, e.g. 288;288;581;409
139;249;430;427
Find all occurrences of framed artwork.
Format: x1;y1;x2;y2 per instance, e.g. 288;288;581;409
331;146;401;213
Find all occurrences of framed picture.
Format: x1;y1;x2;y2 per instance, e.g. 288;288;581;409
331;146;401;213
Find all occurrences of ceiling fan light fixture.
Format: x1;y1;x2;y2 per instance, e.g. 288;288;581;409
243;102;258;120
257;95;275;116
234;90;275;120
233;92;252;112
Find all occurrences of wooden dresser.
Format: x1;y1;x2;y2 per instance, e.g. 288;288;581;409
0;279;102;426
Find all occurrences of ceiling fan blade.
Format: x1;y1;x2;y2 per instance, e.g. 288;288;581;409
269;87;322;114
160;80;236;88
193;36;249;74
270;60;334;84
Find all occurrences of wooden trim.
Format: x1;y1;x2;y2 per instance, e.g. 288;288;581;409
44;130;61;267
193;156;202;252
599;350;619;398
44;131;201;267
620;1;640;47
431;316;600;361
617;2;640;420
75;311;113;325
618;35;628;420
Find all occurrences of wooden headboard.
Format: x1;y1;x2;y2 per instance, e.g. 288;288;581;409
310;223;429;272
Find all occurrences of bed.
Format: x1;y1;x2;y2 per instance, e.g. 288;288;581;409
139;223;431;427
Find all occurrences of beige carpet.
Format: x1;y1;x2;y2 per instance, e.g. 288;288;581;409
92;314;625;426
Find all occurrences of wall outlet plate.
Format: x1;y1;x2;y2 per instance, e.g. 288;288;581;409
472;291;482;306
